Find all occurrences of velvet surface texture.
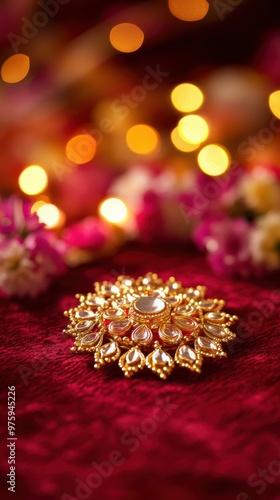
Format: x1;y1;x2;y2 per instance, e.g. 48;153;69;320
1;244;280;500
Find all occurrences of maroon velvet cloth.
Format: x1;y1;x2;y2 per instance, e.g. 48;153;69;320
1;244;280;500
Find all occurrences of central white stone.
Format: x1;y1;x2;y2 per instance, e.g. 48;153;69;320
134;296;165;314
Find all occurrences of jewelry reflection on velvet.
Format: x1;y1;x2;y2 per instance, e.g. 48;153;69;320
63;273;238;379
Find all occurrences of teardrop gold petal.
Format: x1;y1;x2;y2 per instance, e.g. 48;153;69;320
164;295;182;307
77;332;103;352
174;316;198;333
75;309;96;320
204;323;236;342
108;318;131;336
85;296;106;309
158;323;183;345
94;341;121;368
194;336;226;358
131;324;153;345
75;320;95;334
118;348;146;377
174;304;197;317
102;308;126;320
175;344;202;373
146;348;174;379
204;311;226;324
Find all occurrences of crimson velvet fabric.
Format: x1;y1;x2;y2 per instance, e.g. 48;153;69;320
1;244;280;500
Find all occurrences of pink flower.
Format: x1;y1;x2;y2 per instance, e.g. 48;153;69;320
63;217;111;250
179;167;241;219
0;196;43;238
62;217;114;266
0;197;65;297
194;217;258;277
0;237;64;297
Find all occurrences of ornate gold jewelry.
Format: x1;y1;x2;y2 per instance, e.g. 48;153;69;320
63;273;238;379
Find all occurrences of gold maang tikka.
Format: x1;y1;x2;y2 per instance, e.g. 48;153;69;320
63;273;238;379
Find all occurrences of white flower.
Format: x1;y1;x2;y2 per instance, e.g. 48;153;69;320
240;167;280;213
0;240;48;297
110;166;195;205
250;212;280;270
110;167;152;207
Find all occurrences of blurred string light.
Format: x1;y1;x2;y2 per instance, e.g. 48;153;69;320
18;165;48;196
171;83;204;112
99;197;128;224
268;90;280;119
37;203;65;229
178;115;209;144
170;127;200;152
197;144;231;176
1;54;30;83
109;23;144;53
126;124;159;154
168;0;209;21
66;134;97;164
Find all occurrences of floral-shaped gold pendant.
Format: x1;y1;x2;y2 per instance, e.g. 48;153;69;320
63;273;238;379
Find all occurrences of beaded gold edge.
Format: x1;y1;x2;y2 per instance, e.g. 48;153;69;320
63;273;238;379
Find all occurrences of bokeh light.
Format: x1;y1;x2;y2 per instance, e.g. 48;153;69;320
178;115;209;144
109;23;144;53
31;200;47;214
168;0;209;22
1;54;30;83
99;197;128;224
126;124;159;154
37;203;65;228
170;127;200;152
18;165;48;196
66;134;97;164
171;83;204;112
268;90;280;119
197;144;231;176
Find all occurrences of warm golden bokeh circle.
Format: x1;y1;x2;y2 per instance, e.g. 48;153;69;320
168;0;209;22
109;23;144;53
1;54;30;83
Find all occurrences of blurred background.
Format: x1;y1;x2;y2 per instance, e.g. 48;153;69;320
1;0;280;281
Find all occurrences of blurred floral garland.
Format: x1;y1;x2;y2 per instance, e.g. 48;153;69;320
1;163;280;297
111;162;280;278
1;10;280;297
182;164;280;277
